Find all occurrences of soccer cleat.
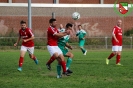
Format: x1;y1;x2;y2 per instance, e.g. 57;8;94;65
62;71;70;76
34;59;38;65
67;69;73;74
83;50;87;55
116;63;123;66
106;58;109;65
57;75;62;78
17;67;22;72
46;64;51;70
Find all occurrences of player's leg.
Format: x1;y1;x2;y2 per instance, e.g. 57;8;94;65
18;46;27;71
106;46;117;65
79;40;87;55
46;46;59;70
27;47;38;65
57;46;70;76
65;51;74;73
46;55;56;68
116;46;122;65
57;62;62;78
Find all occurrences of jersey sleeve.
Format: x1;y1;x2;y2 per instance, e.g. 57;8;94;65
28;28;34;37
112;27;117;35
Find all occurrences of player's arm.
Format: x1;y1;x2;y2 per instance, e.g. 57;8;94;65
54;30;70;38
112;28;119;42
23;36;34;42
65;42;72;50
14;35;21;47
82;34;86;40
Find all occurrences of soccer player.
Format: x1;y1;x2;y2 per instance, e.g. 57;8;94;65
57;23;73;78
76;25;87;55
106;20;123;65
14;20;38;71
46;18;70;76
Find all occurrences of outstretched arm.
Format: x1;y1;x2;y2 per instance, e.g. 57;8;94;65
54;30;70;38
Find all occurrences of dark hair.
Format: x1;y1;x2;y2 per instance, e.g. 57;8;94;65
78;25;82;27
20;20;26;24
49;18;56;23
66;23;72;28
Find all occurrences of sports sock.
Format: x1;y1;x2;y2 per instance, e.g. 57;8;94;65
81;47;86;53
116;54;121;64
60;61;66;72
19;57;24;67
108;53;115;59
31;55;36;60
57;65;61;76
46;56;56;65
66;58;72;70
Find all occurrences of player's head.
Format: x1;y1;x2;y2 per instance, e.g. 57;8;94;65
66;23;73;30
49;18;57;27
117;19;122;27
78;25;82;30
20;20;26;30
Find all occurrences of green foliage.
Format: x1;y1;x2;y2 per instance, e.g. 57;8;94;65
124;28;133;36
0;50;133;88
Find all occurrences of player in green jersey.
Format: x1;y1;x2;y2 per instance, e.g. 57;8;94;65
76;25;87;55
57;23;73;78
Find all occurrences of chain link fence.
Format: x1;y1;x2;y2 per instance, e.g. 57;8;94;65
0;37;132;49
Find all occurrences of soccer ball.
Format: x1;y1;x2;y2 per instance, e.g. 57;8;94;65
72;12;80;20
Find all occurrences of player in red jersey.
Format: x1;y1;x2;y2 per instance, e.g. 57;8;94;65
106;20;123;65
46;18;70;76
14;20;38;71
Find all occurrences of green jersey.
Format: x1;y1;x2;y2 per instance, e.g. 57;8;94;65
76;29;86;40
58;35;70;48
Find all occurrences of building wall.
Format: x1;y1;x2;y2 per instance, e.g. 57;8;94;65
0;6;133;37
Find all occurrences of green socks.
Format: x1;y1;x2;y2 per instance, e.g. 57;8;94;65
81;47;86;53
57;65;61;76
66;58;72;70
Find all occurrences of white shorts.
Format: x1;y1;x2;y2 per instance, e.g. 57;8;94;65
112;46;122;51
20;46;34;54
47;45;63;56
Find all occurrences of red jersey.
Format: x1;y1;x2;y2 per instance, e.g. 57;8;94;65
112;26;122;46
47;26;59;46
19;28;34;47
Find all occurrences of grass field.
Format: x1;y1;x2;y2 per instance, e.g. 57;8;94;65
0;49;133;88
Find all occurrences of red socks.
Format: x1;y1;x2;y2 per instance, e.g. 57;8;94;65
19;57;24;67
60;61;66;72
108;53;115;59
46;56;56;65
116;55;120;64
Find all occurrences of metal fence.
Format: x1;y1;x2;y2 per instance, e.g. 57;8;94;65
0;37;132;49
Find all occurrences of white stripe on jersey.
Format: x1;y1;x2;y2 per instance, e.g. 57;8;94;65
50;26;57;35
29;29;34;37
112;28;116;35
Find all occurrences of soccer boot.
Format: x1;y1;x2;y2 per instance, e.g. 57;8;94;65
62;71;70;76
116;63;123;66
67;69;73;74
34;59;38;65
57;75;62;78
106;58;109;65
83;50;87;55
46;64;51;70
17;67;22;72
